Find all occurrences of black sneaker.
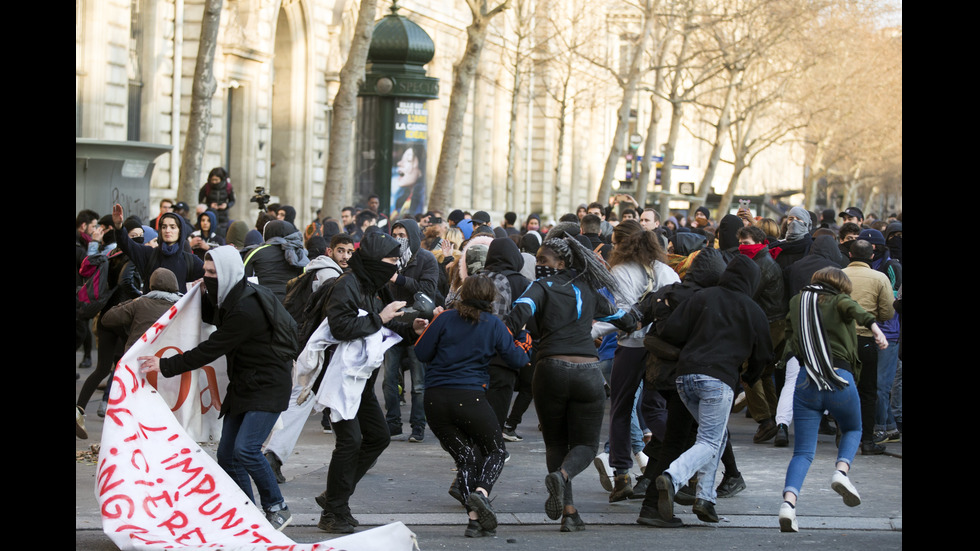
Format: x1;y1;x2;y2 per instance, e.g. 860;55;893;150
774;424;790;447
631;476;651;499
637;506;683;528
341;509;360;527
79;356;92;369
318;511;355;533
655;473;675;522
467;492;498;532
502;426;523;442
819;414;838;435
716;472;746;498
560;511;586;532
754;418;778;443
544;471;565;520
464;518;495;538
693;498;719;523
266;507;292;531
675;480;696;506
860;441;886;455
409;426;425;442
448;477;466;507
321;414;333;434
265;451;285;484
389;424;403;436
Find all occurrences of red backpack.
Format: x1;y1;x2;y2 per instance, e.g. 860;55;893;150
76;249;122;319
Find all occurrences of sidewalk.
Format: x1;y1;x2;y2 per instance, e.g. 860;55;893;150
76;354;901;547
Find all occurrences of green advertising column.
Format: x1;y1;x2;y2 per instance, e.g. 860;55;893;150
356;1;439;221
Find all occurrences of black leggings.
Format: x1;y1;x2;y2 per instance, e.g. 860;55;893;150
426;387;506;503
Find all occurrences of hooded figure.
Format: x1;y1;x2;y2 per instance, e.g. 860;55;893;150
241;220;309;302
148;244;294;526
651;254;772;519
191;210;226;260
785;235;848;298
113;209;205;294
317;230;420;530
102;267;182;350
884;222;902;264
772;206;814;270
389;218;440;305
224;220;250;250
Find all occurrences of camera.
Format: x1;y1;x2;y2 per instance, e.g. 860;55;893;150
250;186;271;212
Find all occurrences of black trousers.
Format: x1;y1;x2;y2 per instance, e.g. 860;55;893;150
856;335;879;442
426;387;507;504
323;368;390;514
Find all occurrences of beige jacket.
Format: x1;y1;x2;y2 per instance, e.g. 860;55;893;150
842;261;895;337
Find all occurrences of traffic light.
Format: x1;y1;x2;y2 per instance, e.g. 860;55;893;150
625;153;634;181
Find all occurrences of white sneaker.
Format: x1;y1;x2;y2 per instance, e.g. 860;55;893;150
831;471;861;507
593;452;614;491
634;451;648;474
779;502;798;532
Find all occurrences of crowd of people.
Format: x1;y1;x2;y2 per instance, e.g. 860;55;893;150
76;170;902;537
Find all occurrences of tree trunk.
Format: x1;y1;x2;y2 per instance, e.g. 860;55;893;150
505;43;523;211
319;0;378;222
178;0;223;204
691;69;740;212
429;1;510;214
658;30;690;201
551;77;570;217
596;0;655;205
635;90;660;209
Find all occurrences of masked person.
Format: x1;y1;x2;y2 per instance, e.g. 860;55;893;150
138;245;296;531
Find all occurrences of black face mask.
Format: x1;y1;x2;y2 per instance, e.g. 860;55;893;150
203;276;219;306
536;265;559;280
132;236;144;244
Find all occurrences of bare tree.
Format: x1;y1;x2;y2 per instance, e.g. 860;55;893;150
592;0;658;205
178;0;223;203
318;0;378;221
429;0;511;214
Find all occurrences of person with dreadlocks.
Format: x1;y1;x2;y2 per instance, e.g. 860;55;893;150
504;236;639;532
777;267;888;532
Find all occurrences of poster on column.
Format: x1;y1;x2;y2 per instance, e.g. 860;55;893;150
97;282;417;550
390;100;428;220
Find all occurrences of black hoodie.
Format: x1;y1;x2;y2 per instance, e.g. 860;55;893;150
659;255;773;391
784;234;847;300
389;218;440;305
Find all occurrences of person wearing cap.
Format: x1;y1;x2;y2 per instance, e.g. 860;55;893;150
841;239;895;455
472;211;492;231
839;207;864;228
448;209;466;228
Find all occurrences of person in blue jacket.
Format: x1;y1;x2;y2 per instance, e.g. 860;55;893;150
414;275;529;538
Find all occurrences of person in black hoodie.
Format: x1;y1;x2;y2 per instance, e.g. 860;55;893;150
138;245;295;531
242;220;309;302
384;218;440;441
478;238;533;437
112;203;204;293
652;255;773;525
635;247;726;527
315;230;425;534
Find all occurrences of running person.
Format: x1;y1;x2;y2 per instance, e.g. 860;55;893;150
504;236;639;532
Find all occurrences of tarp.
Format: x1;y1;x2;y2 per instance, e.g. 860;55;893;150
96;282;417;550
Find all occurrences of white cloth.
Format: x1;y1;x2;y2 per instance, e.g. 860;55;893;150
775;356;801;426
591;260;680;346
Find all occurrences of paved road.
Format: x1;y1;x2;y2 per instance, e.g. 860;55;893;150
76;352;902;549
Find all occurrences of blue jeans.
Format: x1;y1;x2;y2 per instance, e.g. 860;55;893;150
217;410;285;512
383;344;426;430
664;374;734;503
875;340;900;431
783;368;861;498
890;360;902;427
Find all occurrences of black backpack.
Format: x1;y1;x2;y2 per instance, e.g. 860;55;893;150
248;283;300;362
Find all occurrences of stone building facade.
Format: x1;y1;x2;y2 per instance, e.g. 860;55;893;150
76;0;804;229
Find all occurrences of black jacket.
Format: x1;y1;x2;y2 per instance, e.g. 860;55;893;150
160;279;292;417
659;255;773;392
741;244;787;322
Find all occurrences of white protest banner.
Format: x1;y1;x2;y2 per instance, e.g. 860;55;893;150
97;283;417;550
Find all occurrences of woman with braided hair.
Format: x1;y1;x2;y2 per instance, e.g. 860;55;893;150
504;236;639;532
